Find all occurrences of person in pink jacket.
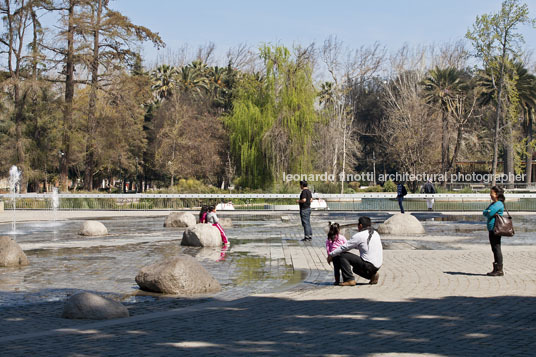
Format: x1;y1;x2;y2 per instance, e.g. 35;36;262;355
326;222;347;285
206;206;229;245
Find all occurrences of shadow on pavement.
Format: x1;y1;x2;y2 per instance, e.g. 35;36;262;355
444;271;489;277
1;294;534;356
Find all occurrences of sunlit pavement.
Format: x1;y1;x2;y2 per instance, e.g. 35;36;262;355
1;211;536;356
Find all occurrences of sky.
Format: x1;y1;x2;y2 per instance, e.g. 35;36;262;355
110;0;536;67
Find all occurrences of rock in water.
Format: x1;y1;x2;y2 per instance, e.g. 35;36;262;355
62;292;129;320
0;236;29;267
164;212;196;228
79;221;108;236
181;224;222;247
377;213;425;235
135;255;221;295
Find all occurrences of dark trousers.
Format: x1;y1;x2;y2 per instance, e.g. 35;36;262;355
300;208;312;238
488;230;503;265
333;252;379;282
397;196;405;213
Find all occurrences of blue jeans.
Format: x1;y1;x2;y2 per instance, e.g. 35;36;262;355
300;208;312;238
397;196;405;213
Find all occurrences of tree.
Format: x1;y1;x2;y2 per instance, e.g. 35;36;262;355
150;64;177;101
422;66;464;182
226;45;319;188
320;37;384;192
79;0;163;190
466;0;535;186
513;62;536;183
0;0;38;192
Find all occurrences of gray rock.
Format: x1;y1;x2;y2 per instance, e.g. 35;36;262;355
280;215;293;222
0;236;29;267
79;221;108;236
181;224;222;247
218;217;233;228
135;255;221;295
378;213;425;235
164;212;196;228
62;292;129;320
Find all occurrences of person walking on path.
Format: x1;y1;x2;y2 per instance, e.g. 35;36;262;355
297;180;313;241
206;206;230;245
421;179;436;211
325;222;347;285
327;216;383;286
483;186;505;276
396;182;407;213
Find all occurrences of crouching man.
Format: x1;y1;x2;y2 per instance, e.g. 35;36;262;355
327;216;383;286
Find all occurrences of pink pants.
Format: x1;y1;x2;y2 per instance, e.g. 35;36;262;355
213;223;229;244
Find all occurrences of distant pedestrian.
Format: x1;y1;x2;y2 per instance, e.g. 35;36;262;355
325;222;347;285
396;182;408;213
482;186;505;276
206;206;230;245
297;180;313;241
421;180;436;211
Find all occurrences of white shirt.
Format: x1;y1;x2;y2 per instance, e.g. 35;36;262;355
329;229;383;269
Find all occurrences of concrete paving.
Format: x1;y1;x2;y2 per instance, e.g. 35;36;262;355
0;211;535;356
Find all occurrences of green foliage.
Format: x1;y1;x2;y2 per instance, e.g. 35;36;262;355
362;185;384;192
383;180;397;192
173;179;222;194
226;45;319;189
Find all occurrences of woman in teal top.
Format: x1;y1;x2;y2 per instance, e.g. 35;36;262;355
482;186;505;276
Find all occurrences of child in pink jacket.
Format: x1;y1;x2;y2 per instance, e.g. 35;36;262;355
326;222;347;285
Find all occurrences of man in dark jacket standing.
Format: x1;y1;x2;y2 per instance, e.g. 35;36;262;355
396;181;407;213
297;180;313;241
421;179;436;211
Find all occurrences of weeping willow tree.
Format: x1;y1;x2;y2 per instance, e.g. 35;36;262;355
226;45;319;188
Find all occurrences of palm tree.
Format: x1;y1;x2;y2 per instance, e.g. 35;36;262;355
421;66;463;177
150;64;177;101
514;62;536;184
319;81;335;106
176;63;209;96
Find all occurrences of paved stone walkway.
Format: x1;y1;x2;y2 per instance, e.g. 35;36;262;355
1;212;536;356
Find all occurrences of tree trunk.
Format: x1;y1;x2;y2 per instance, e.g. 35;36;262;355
526;109;534;185
60;0;76;192
441;112;449;188
83;0;103;191
448;124;464;173
504;123;514;189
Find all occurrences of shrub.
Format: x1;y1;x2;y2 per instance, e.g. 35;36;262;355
383;180;397;192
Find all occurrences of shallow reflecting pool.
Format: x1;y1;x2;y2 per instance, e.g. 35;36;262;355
0;212;534;308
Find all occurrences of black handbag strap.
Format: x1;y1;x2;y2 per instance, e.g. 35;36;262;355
502;203;511;217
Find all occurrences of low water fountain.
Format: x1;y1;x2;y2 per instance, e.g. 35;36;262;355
51;187;59;223
8;166;21;234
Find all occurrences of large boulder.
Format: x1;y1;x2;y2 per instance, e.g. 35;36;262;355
135;255;221;295
181;224;222;247
164;212;196;228
62;292;129;320
79;221;108;236
0;236;29;267
378;213;425;235
218;217;233;228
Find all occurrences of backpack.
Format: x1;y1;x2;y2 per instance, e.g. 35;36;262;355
401;185;407;196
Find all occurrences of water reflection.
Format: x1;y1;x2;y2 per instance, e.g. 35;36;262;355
0;215;302;307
